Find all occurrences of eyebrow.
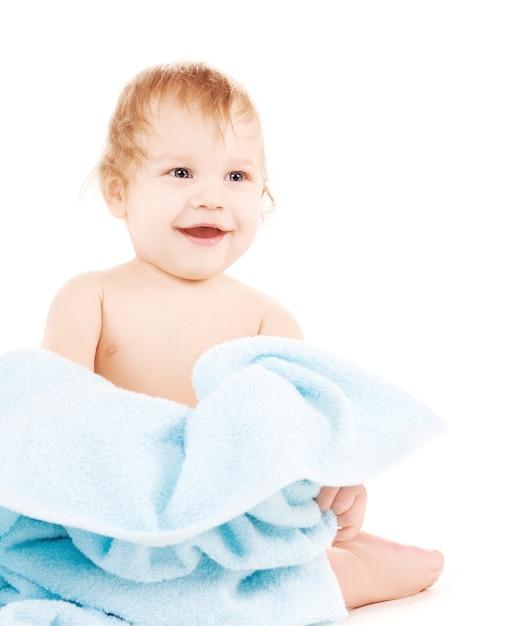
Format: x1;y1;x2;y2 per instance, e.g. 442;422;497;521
227;157;258;166
151;153;259;168
151;153;193;163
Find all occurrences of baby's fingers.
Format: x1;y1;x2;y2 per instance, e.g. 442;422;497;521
331;485;367;543
316;486;339;512
331;484;367;518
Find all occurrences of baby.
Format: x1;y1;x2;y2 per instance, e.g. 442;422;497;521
41;61;443;611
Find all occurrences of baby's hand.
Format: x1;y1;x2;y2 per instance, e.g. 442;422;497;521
315;484;367;543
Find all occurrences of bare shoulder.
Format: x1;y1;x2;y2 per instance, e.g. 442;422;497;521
258;296;303;339
44;270;108;321
50;261;136;296
223;275;304;340
54;269;106;294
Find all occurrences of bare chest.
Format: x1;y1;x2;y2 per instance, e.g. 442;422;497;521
94;290;261;405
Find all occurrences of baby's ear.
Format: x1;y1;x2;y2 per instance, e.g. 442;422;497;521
103;177;127;218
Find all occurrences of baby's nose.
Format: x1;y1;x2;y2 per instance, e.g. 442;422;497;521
190;180;225;210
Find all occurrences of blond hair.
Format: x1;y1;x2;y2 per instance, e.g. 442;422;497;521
97;61;272;207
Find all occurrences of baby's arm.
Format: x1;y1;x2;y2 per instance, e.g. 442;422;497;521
41;272;103;371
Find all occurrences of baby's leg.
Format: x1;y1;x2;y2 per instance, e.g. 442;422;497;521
326;531;444;610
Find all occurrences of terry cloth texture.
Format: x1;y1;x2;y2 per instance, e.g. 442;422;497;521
0;337;446;625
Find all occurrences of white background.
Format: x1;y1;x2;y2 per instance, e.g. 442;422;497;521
0;1;506;623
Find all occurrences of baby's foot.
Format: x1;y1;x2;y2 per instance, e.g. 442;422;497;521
326;531;444;609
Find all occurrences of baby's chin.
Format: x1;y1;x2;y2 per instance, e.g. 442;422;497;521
162;256;244;283
154;262;232;283
131;254;233;283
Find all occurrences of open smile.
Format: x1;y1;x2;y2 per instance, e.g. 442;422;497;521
177;226;229;246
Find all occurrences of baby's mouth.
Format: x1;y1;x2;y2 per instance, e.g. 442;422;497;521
177;226;228;246
180;226;225;239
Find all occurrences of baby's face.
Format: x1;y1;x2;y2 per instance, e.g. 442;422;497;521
112;104;265;281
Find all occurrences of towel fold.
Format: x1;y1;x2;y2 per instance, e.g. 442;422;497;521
0;336;445;625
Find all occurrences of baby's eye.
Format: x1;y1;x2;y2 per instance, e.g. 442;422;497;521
227;171;245;182
169;167;191;178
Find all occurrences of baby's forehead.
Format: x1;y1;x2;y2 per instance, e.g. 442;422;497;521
151;98;259;131
145;100;263;151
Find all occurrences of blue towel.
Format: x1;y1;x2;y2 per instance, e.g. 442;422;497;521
0;337;445;625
